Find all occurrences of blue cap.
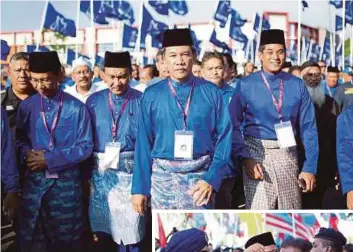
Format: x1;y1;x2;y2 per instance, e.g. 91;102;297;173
165;228;208;252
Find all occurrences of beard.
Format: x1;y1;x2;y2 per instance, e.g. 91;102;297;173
306;85;326;108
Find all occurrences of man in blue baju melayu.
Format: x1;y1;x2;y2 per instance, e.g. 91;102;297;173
16;51;93;251
131;28;233;211
229;29;318;209
86;51;145;252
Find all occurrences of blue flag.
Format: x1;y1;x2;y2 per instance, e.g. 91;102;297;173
66;48;90;65
190;28;202;56
253;13;271;33
229;26;248;48
95;54;104;67
346;0;353;24
26;45;50;53
214;0;232;28
44;2;76;37
309;43;321;62
329;0;343;8
289;42;298;63
140;5;168;49
148;0;169;15
122;24;138;49
80;0;109;25
169;0;188;15
1;40;10;61
107;0;135;25
210;29;231;53
302;0;309;10
335;15;343;31
335;42;342;67
230;9;246;27
322;37;331;65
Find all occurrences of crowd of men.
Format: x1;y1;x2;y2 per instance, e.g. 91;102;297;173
1;28;353;251
155;227;352;252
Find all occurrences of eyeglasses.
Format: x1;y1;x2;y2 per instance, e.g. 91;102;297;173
306;73;321;77
30;78;52;85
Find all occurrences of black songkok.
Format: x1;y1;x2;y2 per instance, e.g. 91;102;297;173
162;28;194;48
104;51;131;69
245;232;276;248
260;29;286;46
315;228;347;246
29;51;61;73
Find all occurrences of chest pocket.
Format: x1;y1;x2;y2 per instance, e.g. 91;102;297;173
191;104;213;130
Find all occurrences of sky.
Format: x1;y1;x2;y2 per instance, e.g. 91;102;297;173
0;0;343;34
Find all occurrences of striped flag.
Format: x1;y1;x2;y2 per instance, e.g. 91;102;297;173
158;214;167;248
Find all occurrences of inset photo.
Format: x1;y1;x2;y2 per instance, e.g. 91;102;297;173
154;211;353;252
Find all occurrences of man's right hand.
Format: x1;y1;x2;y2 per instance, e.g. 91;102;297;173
243;158;264;180
131;194;148;216
347;191;353;210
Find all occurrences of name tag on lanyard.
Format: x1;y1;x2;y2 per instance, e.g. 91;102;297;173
274;121;297;148
174;130;194;160
99;142;121;172
168;79;196;161
41;93;64;179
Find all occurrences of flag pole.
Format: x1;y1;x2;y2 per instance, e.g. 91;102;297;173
36;0;49;51
255;11;263;67
75;0;80;59
90;0;95;60
292;213;296;238
297;0;301;65
333;12;336;67
134;1;144;65
199;0;221;61
342;0;346;69
351;25;353;66
331;32;335;66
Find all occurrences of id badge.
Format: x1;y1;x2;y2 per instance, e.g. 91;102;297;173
101;142;121;171
45;170;58;179
274;121;297;148
344;88;353;95
174;130;194;160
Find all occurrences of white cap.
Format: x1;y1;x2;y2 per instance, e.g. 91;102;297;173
72;57;92;71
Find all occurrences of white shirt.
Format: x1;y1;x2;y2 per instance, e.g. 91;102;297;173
64;82;107;103
133;83;148;93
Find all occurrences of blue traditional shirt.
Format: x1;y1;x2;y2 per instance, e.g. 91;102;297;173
229;71;318;174
131;76;233;195
16;90;93;174
333;81;353;112
1;107;19;192
86;87;142;153
337;105;353;195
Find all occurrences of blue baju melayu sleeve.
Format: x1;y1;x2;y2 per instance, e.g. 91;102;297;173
1;107;19;192
16;91;93;173
229;71;318;174
337;106;353;195
132;76;232;195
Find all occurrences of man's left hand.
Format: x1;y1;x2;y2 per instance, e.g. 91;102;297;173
298;172;316;193
3;192;19;219
188;180;213;206
26;150;47;171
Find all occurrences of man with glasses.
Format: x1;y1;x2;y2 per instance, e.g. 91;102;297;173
16;51;93;251
229;29;318;209
64;57;106;103
311;228;347;252
299;61;341;209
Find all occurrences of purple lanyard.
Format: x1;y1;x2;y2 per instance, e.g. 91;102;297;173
108;90;132;141
260;71;285;122
40;92;64;150
167;78;196;130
